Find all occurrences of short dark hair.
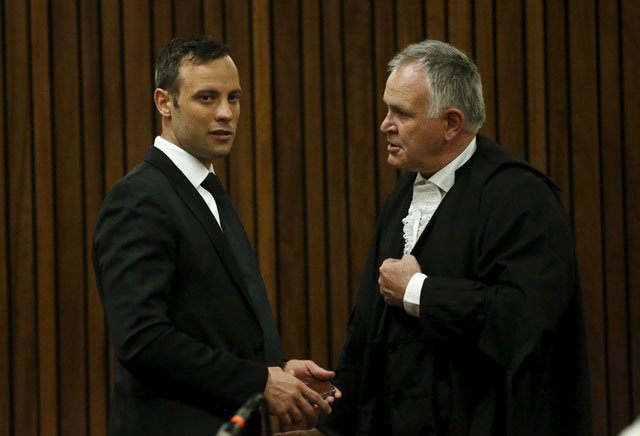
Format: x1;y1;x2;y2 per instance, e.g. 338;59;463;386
155;35;231;103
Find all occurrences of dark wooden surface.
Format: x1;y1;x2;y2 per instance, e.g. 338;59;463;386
0;1;637;435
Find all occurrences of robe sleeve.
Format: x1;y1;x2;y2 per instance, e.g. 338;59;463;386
418;168;579;371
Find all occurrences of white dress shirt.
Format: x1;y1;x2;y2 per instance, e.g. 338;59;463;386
153;136;222;227
402;137;477;317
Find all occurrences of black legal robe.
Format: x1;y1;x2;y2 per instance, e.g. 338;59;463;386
318;135;592;435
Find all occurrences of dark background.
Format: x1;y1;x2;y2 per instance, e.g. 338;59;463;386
1;0;638;435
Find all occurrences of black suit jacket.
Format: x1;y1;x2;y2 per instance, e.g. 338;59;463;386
93;146;280;435
319;135;591;435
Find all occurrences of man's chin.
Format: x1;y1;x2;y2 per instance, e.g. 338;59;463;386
387;155;404;170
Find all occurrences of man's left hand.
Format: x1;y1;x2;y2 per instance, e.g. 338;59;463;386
283;360;342;404
378;254;421;307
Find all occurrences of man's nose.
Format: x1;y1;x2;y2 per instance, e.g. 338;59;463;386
215;101;233;120
380;113;393;133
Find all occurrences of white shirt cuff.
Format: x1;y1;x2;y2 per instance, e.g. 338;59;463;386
403;273;427;318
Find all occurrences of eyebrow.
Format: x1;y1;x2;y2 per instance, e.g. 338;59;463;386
194;88;243;95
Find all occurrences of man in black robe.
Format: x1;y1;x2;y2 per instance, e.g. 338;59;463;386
304;40;591;435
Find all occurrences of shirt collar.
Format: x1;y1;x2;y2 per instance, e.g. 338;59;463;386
153;136;214;187
419;136;477;193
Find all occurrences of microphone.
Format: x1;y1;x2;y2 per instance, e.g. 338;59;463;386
215;393;270;436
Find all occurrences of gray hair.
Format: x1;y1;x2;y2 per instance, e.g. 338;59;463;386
388;40;485;132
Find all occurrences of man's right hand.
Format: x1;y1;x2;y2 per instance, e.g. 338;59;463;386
265;367;332;426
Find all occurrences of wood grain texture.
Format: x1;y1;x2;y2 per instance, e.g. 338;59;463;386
6;1;38;434
0;1;10;432
0;2;637;434
568;1;607;433
344;0;376;306
322;0;351;365
51;0;88;433
622;0;640;421
272;0;307;359
302;0;329;367
31;0;58;434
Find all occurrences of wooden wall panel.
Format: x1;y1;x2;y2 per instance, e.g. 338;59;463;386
599;1;631;433
80;0;109;434
322;0;351;365
6;2;38;435
568;2;607;434
474;0;497;140
0;1;638;435
344;0;376;305
273;0;307;359
51;0;87;433
0;0;10;432
252;0;278;323
31;0;57;434
544;0;572;210
302;0;329;367
495;0;525;157
622;0;640;420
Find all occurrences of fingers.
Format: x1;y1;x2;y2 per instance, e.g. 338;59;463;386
301;385;331;414
305;361;335;380
265;366;330;427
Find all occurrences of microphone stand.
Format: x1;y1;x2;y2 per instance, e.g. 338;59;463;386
215;393;272;436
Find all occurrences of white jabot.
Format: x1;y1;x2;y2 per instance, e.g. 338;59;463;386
402;137;477;317
153;136;222;226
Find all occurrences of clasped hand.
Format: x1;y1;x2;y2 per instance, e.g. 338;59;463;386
378;254;421;307
265;359;341;427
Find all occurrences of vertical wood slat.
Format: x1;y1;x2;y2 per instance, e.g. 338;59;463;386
51;0;87;433
6;0;38;434
123;0;153;170
101;0;126;190
203;0;224;40
252;0;278;325
79;0;108;435
0;0;10;432
448;0;473;54
301;0;329;367
174;0;202;35
598;1;631;434
30;0;58;434
474;0;496;140
568;2;606;434
272;0;307;358
525;0;547;170
495;0;525;157
344;0;376;306
544;0;571;209
396;0;424;49
621;0;640;420
425;0;446;41
322;0;350;366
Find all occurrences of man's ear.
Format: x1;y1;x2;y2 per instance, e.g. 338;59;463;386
443;108;465;141
154;88;173;118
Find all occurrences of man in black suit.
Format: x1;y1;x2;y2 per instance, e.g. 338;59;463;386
93;35;338;436
306;40;591;435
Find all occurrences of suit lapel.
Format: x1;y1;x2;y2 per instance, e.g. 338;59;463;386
143;146;254;306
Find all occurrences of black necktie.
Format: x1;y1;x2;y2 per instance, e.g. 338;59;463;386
201;173;283;365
